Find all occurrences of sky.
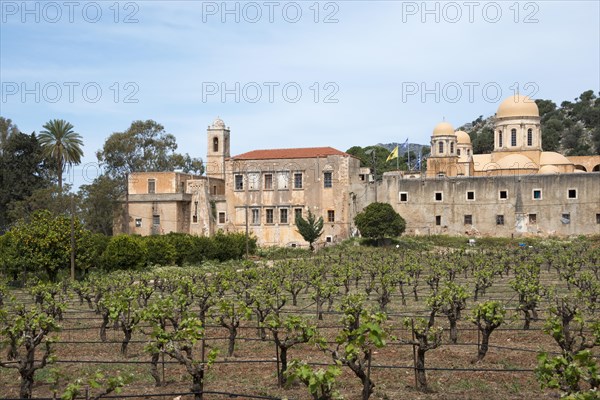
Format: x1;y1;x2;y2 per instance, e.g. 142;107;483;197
1;1;599;189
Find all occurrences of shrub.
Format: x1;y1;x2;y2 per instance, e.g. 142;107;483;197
101;235;146;271
144;236;177;266
354;202;406;244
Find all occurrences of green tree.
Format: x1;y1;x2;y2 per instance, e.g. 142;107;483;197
96;120;203;182
39;119;84;191
101;235;146;271
354;202;405;244
0;132;50;232
296;210;324;251
0;116;20;152
471;127;494;154
78;175;122;235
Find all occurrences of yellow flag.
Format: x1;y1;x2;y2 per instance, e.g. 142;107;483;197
386;146;398;162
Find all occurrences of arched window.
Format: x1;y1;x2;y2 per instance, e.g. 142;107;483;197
527;128;533;146
498;131;503;147
511;129;517;146
213;137;219;152
450;142;454;154
438;141;444;154
457;149;461;156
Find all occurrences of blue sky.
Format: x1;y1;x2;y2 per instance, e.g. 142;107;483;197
1;1;599;188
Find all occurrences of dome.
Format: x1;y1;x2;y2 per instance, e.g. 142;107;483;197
212;117;226;129
496;154;538;170
539;165;560;174
432;122;455;136
496;95;539;119
455;130;471;144
540;152;572;165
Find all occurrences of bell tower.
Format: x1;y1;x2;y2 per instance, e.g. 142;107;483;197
206;117;230;180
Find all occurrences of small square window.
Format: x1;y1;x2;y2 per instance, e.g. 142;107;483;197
466;191;475;201
192;215;198;223
568;189;577;199
280;208;288;224
435;215;441;226
327;210;335;223
464;215;472;225
435;192;443;202
561;213;570;224
596;214;600;224
218;212;226;224
135;218;142;227
264;174;273;190
496;215;504;225
400;192;408;202
499;190;508;200
324;172;332;188
529;214;537;224
251;208;260;225
152;215;160;225
294;173;303;189
326;236;332;243
533;189;542;200
235;174;244;190
265;209;274;224
148;179;156;194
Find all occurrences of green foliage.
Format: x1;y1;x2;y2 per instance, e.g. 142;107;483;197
536;350;599;398
78;175;123;236
354;202;405;242
39;119;84;190
101;235;146;271
96;120;203;180
144;235;177;266
286;360;343;400
296;210;324;251
61;371;134;400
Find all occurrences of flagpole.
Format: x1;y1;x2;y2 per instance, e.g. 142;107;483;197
407;141;410;172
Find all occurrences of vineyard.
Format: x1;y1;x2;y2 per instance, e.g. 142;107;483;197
1;238;599;400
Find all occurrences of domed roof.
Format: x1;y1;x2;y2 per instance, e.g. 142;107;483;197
211;117;226;129
539;165;560;174
432;122;455;136
540;152;572;165
496;154;538;170
496;95;539;119
455;130;471;144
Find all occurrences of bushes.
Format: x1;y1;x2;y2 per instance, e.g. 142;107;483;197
101;235;146;271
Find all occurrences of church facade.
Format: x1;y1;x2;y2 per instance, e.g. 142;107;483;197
115;95;600;245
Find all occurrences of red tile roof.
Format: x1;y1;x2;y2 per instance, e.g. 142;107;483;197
231;147;352;160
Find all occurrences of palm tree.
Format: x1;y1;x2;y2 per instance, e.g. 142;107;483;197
39;119;84;190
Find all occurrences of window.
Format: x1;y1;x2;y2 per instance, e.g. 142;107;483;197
235;174;243;190
399;192;408;202
533;189;542;200
148;179;156;194
277;171;289;190
499;190;508;200
596;214;600;224
568;189;577;199
527;129;533;146
251;208;260;225
264;174;273;190
511;129;517;146
248;172;260;190
466;191;475;201
467;149;470;155
438;141;444;154
464;215;472;225
265;209;274;224
280;208;288;224
498;131;503;147
326;236;332;243
435;192;443;202
561;213;570;224
218;212;225;224
496;215;504;225
435;215;441;226
450;142;454;154
152;215;160;225
294;208;302;222
529;213;537;224
213;137;218;152
327;210;335;223
294;173;303;189
324;172;332;188
135;218;142;227
457;149;461;156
